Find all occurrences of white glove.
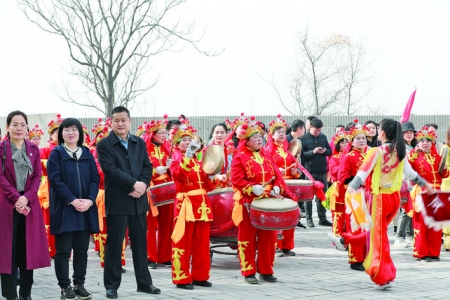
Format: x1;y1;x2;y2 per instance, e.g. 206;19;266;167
156;166;167;175
186;140;201;158
270;186;280;196
208;175;215;180
252;185;264;196
166;158;173;166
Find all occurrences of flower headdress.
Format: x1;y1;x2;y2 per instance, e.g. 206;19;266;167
347;119;369;141
268;114;288;134
415;126;437;143
91;118;112;146
333;127;349;145
47;113;63;134
173;117;196;144
240;116;264;140
28;124;44;140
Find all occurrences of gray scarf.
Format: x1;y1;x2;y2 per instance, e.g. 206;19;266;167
11;142;33;192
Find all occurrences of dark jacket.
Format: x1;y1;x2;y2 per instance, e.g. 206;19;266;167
0;140;50;273
96;132;152;215
299;132;331;174
47;145;100;235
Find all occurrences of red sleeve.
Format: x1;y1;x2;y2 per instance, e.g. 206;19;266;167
338;155;352;184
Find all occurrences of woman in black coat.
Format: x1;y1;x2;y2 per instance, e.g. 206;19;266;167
47;118;99;300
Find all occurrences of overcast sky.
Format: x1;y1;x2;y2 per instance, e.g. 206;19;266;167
1;0;449;119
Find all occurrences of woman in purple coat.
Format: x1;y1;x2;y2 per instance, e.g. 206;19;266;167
0;111;51;300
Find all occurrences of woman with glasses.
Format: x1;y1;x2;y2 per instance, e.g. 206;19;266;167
47;118;100;299
0;110;50;300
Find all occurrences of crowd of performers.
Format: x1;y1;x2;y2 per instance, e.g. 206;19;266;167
3;109;450;298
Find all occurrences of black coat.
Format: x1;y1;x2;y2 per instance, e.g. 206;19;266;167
97;132;153;215
299;132;331;174
47;145;100;235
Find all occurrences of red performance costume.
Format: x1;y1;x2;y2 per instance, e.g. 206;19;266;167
140;116;174;266
408;127;450;261
39;114;63;258
327;129;349;237
264;114;299;255
343;134;427;288
169;119;215;290
231;117;291;284
338;124;369;269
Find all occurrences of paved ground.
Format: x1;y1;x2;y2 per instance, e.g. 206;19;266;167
9;206;450;300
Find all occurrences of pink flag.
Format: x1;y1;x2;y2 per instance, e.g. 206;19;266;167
399;89;416;124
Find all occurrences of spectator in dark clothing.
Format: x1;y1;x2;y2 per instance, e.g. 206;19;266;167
305;116;316;131
286;119;306;143
365;120;381;148
299;118;332;227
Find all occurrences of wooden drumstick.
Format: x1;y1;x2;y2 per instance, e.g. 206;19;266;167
262;176;276;187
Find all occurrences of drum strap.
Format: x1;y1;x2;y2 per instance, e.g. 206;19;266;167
171;189;206;243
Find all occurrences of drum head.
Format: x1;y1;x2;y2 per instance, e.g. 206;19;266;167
288;139;302;156
439;147;449;174
202;145;225;175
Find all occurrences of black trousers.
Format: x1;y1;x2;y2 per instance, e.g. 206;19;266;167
1;210;34;298
54;229;91;288
103;213;152;290
305;172;328;221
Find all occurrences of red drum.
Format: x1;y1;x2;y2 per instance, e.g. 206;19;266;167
149;181;176;207
285;179;314;202
207;188;238;240
250;198;300;230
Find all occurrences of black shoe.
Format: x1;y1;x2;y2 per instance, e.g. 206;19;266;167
192;280;212;287
306;219;315;228
296;221;306;229
162;261;172;266
417;257;432;262
430;256;441;261
106;289;118;299
259;274;277;282
318;219;332;226
148;261;158;269
73;284;92;299
350;262;365;271
6;298;19;300
282;249;296;256
61;286;77;299
176;283;194;290
121;268;126;273
19;297;31;300
244;274;258;284
137;285;161;294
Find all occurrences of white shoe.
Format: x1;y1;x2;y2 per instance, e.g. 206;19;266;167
327;233;347;251
404;236;413;247
394;237;407;248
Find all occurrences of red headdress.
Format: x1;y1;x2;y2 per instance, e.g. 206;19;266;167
28;124;44;140
91;117;112;147
47;113;63;135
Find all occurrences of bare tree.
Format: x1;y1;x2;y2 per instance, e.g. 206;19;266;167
269;29;375;116
18;0;218;116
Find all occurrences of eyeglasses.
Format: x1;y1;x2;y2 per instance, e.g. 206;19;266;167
11;123;27;129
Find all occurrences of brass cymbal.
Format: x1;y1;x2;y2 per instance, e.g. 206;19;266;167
202;145;224;175
288;139;302;156
439;146;449;174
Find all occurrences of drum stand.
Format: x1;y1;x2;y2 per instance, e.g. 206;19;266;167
209;238;238;263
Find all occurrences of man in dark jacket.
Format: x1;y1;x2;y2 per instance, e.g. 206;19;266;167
97;106;160;299
299;118;332;227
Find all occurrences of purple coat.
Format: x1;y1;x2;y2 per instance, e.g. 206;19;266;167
0;140;51;273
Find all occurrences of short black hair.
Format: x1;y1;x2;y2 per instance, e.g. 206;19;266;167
167;119;181;131
58;118;84;147
290;119;305;132
335;124;345;129
110;106;130;118
307;116;317;122
424;123;438;130
310;118;323;129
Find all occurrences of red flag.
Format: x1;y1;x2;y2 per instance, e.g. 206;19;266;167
399;89;416;124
